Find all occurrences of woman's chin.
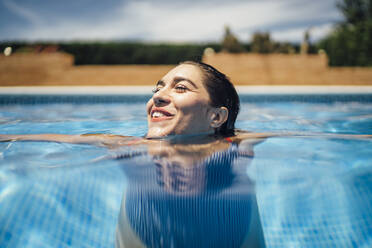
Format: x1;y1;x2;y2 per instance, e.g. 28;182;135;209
146;127;173;139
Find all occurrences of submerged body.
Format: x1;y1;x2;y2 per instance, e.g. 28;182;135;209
116;141;265;248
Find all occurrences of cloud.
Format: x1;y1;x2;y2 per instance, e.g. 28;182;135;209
0;0;342;42
271;23;336;43
119;0;341;42
243;0;342;42
2;0;43;25
121;0;288;42
310;23;336;41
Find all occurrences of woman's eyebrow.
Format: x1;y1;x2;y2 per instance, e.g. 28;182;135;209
156;80;165;87
173;77;198;88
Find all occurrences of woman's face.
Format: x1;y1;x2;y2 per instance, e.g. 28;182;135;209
146;64;215;138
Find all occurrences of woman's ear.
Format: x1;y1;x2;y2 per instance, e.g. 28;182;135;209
210;107;228;128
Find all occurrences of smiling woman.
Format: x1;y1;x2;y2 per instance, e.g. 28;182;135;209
146;61;238;138
147;63;216;138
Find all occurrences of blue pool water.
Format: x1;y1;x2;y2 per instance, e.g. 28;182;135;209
0;94;371;247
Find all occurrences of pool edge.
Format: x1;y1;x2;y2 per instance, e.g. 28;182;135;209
1;85;372;95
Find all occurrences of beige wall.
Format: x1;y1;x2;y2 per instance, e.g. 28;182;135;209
0;53;73;85
0;53;173;86
1;52;371;86
203;52;372;85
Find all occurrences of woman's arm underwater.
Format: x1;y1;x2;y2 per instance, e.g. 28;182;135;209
232;130;372;141
1;131;370;148
230;130;372;158
0;133;139;147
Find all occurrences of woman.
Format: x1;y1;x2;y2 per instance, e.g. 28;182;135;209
0;61;269;146
1;61;267;248
146;61;238;138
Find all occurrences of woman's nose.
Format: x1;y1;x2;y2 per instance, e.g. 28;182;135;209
153;88;170;105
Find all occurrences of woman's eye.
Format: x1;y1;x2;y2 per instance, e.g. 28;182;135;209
175;85;187;92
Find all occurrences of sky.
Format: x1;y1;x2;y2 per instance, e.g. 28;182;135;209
0;0;343;43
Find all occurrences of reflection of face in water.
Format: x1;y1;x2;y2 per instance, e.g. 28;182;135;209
116;139;265;248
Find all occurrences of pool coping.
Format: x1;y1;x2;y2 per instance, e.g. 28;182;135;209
1;86;372;95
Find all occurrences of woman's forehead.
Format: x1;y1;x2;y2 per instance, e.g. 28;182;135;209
163;64;204;85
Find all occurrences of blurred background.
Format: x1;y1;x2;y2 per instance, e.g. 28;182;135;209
0;0;371;86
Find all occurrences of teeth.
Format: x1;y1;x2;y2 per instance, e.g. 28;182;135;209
152;111;165;118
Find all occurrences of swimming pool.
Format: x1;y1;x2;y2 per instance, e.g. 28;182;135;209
0;94;371;247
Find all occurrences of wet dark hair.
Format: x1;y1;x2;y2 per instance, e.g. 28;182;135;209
181;61;240;136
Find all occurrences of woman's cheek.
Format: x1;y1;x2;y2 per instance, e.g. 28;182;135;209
178;96;209;111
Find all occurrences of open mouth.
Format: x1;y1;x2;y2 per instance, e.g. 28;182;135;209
150;109;174;121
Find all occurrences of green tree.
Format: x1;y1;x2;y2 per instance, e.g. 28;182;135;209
273;42;296;54
318;0;372;66
337;0;371;25
221;26;245;53
251;32;274;53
